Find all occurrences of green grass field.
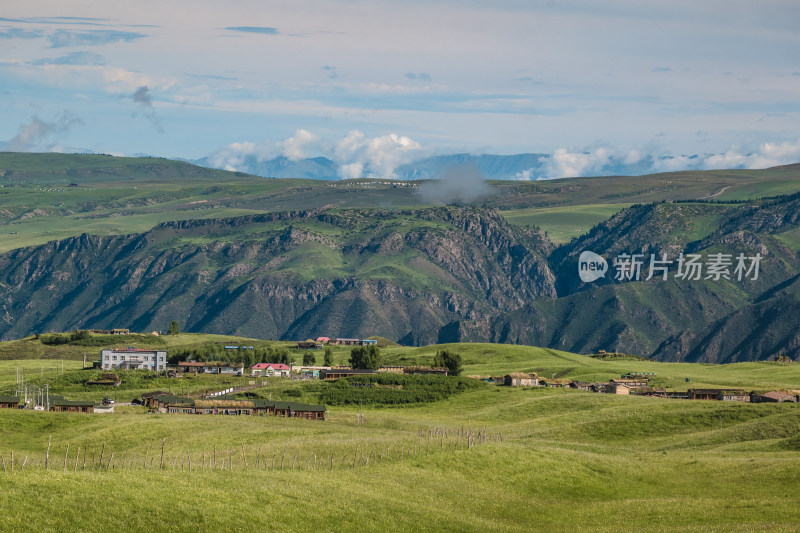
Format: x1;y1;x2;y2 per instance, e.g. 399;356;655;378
3;153;800;254
1;384;799;532
4;338;800;393
500;203;630;243
0;333;298;361
1;337;799;532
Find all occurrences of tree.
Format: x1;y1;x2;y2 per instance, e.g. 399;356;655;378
349;345;381;370
303;352;316;366
168;320;180;335
433;349;462;376
323;347;333;367
70;329;90;342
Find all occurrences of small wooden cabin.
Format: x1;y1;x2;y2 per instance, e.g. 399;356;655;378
52;400;95;413
0;395;20;408
504;373;538;387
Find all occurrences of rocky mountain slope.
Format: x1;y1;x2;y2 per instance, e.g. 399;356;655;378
1;196;798;362
0;207;556;346
2;154;800;362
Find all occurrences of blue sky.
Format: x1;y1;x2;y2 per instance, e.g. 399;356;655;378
1;1;799;179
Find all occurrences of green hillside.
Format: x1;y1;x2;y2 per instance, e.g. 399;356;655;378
2;335;799;531
3;337;800;395
1;374;799;532
3;153;800;253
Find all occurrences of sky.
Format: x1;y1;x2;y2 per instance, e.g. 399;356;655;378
1;0;800;179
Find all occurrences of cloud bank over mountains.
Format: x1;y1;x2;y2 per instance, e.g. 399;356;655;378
206;129;428;180
200;130;800;181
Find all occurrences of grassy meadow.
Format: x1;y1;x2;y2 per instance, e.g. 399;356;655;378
500;203;630;243
1;386;799;532
1;337;799;531
3;153;800;255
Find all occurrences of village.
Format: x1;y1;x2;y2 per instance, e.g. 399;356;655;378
2;335;798;419
499;372;800;403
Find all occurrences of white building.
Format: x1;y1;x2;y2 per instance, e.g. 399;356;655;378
101;348;167;371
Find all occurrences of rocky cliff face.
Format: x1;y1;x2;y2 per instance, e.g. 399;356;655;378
1;197;799;362
0;206;556;344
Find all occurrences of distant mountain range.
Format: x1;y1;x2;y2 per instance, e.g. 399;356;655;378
191;153;551;181
190;152;686;181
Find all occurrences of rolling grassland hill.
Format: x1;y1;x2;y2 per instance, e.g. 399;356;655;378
3;152;800;253
0;370;799;532
1;338;799;532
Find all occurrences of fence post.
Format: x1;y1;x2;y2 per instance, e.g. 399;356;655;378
45;436;51;470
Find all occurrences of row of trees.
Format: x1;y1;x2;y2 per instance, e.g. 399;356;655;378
348;345;382;370
166;336;461;374
347;346;462;376
303;347;334;367
433;349;463;376
169;344;292;366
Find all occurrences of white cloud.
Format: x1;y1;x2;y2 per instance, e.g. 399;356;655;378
207;141;264;171
206;129;322;170
280;129;321;161
332;130;426;179
534;139;800;179
701;140;800;170
513;168;535;181
338;162;364;180
205;129;428;179
537;147;612;179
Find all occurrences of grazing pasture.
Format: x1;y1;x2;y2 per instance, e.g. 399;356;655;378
2;336;799;531
1;386;799;532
